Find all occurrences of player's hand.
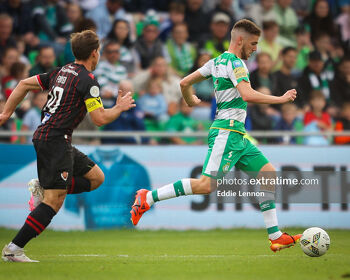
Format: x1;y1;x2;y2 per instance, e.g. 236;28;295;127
186;95;201;107
0;113;10;127
116;90;136;112
281;89;297;103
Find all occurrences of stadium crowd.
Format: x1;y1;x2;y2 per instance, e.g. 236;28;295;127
0;0;350;145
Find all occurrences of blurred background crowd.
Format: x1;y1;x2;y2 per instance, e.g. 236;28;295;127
0;0;350;145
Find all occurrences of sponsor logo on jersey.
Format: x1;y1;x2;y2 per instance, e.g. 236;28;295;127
90;86;100;97
61;67;78;76
42;112;52;124
233;60;242;68
233;67;247;80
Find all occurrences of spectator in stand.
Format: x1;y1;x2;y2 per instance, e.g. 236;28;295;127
291;0;312;20
336;5;350;52
258;21;283;71
101;79;147;145
184;0;210;45
66;3;83;28
134;18;164;69
0;14;17;58
250;52;274;91
63;18;97;64
159;2;186;42
297;51;331;108
20;91;47;144
303;0;339;43
107;19;140;77
330;56;350;108
29;46;56;76
166;98;203;145
202;12;230;58
272;0;298;47
94;40;127;108
275;103;303;144
132;56;182;116
3;62;28;100
209;0;236;28
86;0;126;40
31;0;73;55
294;26;313;73
248;87;280;143
303;90;332;145
0;0;34;43
334;102;350;145
315;32;341;78
165;22;196;77
246;0;276;27
137;78;168;122
0;47;19;85
272;47;298;102
192;52;214;103
0;97;12;142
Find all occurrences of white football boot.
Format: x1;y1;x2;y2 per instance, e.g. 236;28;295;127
28;179;44;211
2;244;39;262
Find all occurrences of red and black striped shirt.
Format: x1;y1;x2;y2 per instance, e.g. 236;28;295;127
33;63;101;141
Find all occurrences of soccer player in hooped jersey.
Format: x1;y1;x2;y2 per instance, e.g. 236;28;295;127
131;19;302;252
0;30;135;262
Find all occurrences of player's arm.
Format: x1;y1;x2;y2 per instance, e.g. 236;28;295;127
0;76;42;126
89;91;136;127
237;81;297;104
180;70;207;107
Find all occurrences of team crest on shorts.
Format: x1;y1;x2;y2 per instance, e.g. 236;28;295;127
61;172;69;181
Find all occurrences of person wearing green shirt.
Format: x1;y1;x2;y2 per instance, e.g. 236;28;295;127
166;98;201;145
131;19;301;253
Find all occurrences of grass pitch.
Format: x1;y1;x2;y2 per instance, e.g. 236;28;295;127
0;228;349;280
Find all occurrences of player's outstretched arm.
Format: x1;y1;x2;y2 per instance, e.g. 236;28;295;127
89;91;136;127
0;76;42;126
237;80;297;104
180;70;207;107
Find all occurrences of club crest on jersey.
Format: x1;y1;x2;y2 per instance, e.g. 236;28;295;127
90;86;100;97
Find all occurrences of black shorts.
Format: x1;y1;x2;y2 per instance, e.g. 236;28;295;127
33;137;95;190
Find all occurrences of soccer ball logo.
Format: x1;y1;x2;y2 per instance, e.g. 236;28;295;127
300;227;330;257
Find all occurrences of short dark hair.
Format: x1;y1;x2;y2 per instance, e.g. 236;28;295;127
262;20;278;31
233;19;261;36
281;46;297;56
103;40;120;52
310;90;325;101
71;30;100;61
256;52;272;62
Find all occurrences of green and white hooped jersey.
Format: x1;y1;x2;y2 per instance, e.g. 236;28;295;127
198;52;249;134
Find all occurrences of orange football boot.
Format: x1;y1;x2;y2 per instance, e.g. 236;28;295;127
130;189;150;226
270;232;302;252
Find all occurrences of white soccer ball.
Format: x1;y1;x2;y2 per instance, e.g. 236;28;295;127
300;227;330;257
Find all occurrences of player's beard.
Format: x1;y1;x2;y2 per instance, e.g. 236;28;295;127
241;46;249;60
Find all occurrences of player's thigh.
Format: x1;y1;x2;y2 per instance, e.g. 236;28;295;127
235;138;269;178
72;147;103;189
202;129;243;179
33;138;74;190
72;147;96;177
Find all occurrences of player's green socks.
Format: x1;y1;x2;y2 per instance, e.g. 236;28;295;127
146;179;193;206
259;191;282;240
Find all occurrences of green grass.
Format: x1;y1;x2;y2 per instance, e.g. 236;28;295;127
0;228;350;280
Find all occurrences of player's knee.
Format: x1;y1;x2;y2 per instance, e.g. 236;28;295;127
90;171;104;191
194;176;212;194
43;191;66;212
91;172;104;190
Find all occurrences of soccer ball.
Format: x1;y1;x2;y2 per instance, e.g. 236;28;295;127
300;227;330;257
